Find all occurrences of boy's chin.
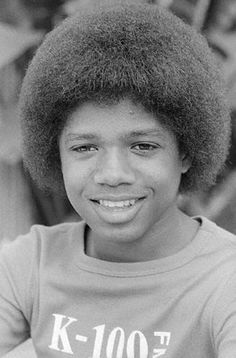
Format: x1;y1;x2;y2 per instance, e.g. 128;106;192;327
89;221;149;244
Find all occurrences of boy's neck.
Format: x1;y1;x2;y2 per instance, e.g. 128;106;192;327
85;208;200;263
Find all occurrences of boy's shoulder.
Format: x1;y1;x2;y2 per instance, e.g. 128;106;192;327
0;221;85;265
29;220;83;242
198;216;236;243
196;216;236;263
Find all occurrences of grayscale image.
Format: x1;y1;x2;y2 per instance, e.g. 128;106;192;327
0;1;236;357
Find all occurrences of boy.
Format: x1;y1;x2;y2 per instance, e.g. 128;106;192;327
0;2;235;357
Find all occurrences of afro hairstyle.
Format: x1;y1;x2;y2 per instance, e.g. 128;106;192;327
19;1;231;194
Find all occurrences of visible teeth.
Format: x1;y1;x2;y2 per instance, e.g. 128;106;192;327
99;199;136;208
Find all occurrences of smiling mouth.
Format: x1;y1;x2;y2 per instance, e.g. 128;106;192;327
90;198;145;209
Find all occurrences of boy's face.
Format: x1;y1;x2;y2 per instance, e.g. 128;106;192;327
59;99;190;243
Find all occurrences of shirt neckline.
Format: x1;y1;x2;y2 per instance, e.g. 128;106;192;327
73;217;214;277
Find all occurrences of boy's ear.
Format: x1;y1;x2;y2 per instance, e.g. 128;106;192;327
181;153;191;174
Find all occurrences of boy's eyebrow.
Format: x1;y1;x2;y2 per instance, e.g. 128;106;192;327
127;129;167;138
65;133;99;142
64;129;167;142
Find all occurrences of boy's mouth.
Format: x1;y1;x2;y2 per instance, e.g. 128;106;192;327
89;196;146;223
96;199;137;209
90;196;146;209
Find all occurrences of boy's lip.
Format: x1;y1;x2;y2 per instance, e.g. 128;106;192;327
89;195;146;202
89;196;147;224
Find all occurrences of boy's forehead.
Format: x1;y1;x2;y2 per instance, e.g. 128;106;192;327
62;99;176;145
66;99;165;131
67;98;146;119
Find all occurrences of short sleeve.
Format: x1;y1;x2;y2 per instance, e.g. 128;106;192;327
0;229;38;356
212;270;236;358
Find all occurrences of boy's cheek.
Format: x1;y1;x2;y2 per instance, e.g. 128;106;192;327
62;162;91;188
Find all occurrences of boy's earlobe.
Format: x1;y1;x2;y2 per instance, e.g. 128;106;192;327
181;154;191;174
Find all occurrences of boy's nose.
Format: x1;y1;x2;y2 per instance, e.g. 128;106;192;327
94;149;136;186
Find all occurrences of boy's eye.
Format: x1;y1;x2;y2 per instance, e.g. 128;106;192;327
71;145;98;152
131;143;159;153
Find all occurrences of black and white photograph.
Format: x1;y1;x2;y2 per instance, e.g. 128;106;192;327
1;1;236;357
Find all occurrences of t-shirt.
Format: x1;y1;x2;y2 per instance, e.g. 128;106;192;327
0;217;236;358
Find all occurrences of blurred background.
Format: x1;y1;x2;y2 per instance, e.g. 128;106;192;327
1;0;236;247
